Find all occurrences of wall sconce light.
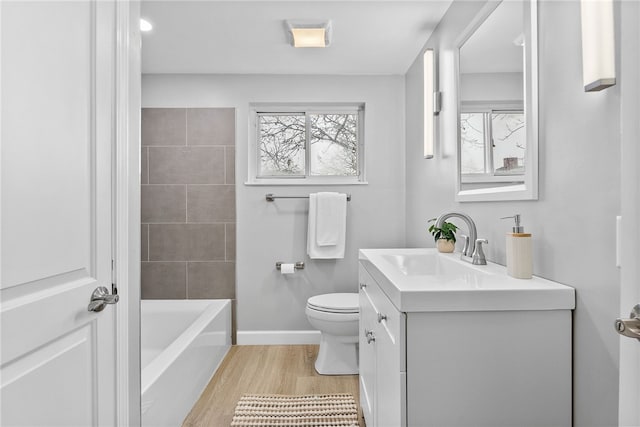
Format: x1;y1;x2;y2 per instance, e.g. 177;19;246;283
285;20;332;48
580;0;616;91
424;48;439;159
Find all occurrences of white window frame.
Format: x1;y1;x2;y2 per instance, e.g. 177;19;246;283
246;103;367;185
460;101;525;184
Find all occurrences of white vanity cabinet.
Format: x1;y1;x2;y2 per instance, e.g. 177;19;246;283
358;265;406;427
358;249;575;427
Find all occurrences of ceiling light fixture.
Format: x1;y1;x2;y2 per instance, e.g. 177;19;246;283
140;18;153;32
285;20;332;48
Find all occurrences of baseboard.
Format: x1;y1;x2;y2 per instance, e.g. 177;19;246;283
236;330;321;345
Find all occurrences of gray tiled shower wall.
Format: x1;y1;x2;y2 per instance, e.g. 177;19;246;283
141;108;236;306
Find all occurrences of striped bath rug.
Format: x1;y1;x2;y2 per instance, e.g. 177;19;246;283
230;393;359;426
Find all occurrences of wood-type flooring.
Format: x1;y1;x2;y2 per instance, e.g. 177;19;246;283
182;345;364;427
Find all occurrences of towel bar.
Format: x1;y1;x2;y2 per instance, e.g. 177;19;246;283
266;193;351;202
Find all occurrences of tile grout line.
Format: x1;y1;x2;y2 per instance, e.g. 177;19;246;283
142;260;203;263
184;179;188;301
224;146;227;185
141;260;228;263
184;108;188;299
147;147;150;184
185;260;189;299
184;108;188;147
147;223;150;263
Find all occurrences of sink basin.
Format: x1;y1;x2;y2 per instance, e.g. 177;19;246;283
359;248;575;312
380;252;490;276
381;253;440;276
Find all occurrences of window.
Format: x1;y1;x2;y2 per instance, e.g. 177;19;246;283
460;107;525;182
249;104;365;184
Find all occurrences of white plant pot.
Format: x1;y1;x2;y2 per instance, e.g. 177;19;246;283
436;239;455;253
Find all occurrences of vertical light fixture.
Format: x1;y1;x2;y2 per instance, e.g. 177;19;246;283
580;0;616;91
423;48;435;159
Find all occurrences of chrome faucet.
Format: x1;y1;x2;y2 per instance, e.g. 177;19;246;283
434;212;487;265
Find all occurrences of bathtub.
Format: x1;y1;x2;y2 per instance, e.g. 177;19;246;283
141;299;231;427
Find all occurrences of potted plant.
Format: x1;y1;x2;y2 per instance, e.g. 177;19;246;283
428;218;458;253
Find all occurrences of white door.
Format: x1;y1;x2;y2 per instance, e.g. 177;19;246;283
618;1;640;425
1;1;119;425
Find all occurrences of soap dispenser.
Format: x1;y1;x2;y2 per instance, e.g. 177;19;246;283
501;214;532;279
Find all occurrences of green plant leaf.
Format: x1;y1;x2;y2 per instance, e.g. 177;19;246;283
428;220;458;243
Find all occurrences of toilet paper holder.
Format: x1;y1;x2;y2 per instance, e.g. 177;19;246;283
276;262;305;271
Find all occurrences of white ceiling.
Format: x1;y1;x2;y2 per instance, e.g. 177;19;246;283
460;1;524;74
141;1;453;75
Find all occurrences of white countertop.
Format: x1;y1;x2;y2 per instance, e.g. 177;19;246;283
359;248;575;312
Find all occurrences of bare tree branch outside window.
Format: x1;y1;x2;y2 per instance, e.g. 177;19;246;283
460;111;525;176
258;112;359;177
460;112;486;174
259;114;305;176
310;114;357;176
492;112;525;175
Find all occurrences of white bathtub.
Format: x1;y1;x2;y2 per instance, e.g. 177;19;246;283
141;299;231;427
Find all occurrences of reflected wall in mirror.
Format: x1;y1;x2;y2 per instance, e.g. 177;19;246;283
456;0;538;202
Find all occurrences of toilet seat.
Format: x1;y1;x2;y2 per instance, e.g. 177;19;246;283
307;293;359;314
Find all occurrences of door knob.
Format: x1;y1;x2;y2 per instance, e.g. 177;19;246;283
615;304;640;341
88;286;119;312
365;329;375;344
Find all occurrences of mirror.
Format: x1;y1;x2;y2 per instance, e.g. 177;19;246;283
455;0;538;202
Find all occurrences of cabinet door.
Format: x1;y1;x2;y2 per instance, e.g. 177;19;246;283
359;270;377;425
375;298;406;427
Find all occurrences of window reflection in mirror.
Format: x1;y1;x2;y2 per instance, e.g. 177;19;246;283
456;0;537;201
460;109;525;180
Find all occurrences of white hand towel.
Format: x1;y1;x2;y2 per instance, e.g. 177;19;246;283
316;192;347;246
307;193;347;259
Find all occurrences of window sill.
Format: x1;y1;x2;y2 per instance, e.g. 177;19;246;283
461;174;525;184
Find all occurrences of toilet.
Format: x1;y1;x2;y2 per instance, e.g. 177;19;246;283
305;293;359;375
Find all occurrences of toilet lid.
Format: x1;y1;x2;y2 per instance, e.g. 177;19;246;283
307;293;359;313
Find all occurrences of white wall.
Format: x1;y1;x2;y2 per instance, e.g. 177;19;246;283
460;72;523;102
405;1;620;426
143;74;406;337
